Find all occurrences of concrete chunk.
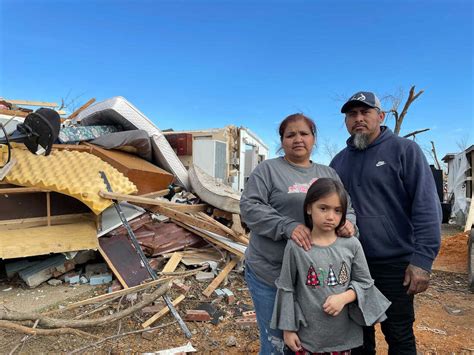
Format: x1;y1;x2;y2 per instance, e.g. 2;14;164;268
5;260;41;279
19;255;71;288
89;273;112;285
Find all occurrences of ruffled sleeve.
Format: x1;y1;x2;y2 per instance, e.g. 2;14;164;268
348;244;391;326
270;242;308;331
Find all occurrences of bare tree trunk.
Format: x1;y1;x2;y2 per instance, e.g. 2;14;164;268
393;86;424;136
431;141;441;170
0;282;170;329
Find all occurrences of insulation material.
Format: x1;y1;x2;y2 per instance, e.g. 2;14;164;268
2;144;137;214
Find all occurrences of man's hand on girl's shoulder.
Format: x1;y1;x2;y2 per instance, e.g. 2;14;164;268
336;220;355;238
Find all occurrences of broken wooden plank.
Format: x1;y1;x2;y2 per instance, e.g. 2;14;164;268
3;99;59;107
56;277;172;313
202;257;240;298
139;189;171;198
0;221;98;259
99;191;207;213
141;294;185;328
68;98;96;120
162;252;183;273
195;212;248;245
0;109;28;117
173;221;245;258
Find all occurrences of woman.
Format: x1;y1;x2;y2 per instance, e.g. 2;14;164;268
240;113;356;354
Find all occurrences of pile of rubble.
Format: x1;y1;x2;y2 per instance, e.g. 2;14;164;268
0;96;255;346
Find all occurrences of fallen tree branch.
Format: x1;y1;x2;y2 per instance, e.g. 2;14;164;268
0;320;99;339
0;282;170;329
68;320;177;354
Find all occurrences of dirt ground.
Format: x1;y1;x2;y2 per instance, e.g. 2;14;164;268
0;225;473;354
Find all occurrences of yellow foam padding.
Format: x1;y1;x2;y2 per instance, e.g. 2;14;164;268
2;144;137;214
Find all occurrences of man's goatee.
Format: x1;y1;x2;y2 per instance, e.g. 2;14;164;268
353;133;370;150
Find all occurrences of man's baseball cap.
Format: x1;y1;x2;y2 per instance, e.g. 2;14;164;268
341;91;382;113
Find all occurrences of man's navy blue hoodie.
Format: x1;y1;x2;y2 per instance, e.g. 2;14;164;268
330;126;441;272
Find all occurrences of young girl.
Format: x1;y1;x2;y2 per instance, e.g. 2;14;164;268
271;178;390;354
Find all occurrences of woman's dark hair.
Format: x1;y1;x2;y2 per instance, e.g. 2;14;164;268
303;178;348;230
278;113;317;142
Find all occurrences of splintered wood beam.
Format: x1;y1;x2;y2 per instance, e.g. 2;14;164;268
139;189;171;198
141;294;185;328
99;191;207;213
195;212;248;245
172;221;245;258
202;257;240;298
100;191;230;237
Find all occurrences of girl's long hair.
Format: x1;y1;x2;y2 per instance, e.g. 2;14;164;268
303;178;348;230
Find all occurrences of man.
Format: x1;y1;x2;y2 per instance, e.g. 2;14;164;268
330;91;441;354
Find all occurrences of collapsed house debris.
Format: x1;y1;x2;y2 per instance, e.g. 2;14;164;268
0;96;261;345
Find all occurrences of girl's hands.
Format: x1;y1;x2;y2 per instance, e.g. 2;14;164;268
336;220;355;237
291;224;312;251
323;289;356;316
283;330;302;352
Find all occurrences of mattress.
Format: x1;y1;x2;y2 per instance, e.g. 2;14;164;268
77;96;190;190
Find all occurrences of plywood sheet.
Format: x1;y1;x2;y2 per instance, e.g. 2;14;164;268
0;221;98;259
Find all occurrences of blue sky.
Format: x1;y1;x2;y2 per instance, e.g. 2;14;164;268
1;0;472;165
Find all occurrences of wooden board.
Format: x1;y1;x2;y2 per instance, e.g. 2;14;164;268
0;221;98;259
173;221;245;258
202;257;240;297
141;294;185;328
162;252;183;273
98;234;151;287
99;191;207;213
82;143;174;195
3;99;59;107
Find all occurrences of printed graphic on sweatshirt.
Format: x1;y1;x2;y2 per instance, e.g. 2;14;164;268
288;178;318;194
305;262;349;288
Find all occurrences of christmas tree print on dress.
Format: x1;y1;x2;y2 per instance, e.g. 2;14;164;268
338;261;349;285
306;264;320;287
326;264;339;286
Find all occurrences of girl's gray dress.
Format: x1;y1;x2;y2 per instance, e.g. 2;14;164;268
271;238;391;352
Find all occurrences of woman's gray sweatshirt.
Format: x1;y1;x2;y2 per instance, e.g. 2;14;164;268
240;157;357;286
